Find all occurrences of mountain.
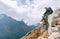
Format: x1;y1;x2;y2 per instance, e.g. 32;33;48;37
0;14;35;39
21;9;60;39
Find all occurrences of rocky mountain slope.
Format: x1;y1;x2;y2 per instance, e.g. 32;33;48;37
21;24;48;39
21;9;60;39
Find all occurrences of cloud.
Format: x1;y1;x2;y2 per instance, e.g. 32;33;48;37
0;0;60;25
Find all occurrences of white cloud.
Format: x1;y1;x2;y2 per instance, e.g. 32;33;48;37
0;0;18;8
0;0;60;25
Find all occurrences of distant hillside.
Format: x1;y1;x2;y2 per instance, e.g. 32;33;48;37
0;14;35;39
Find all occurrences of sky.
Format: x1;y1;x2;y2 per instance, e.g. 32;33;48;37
0;0;60;25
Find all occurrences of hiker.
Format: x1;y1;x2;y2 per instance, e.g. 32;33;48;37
41;7;53;32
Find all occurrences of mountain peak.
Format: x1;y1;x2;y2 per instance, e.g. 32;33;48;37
0;14;35;39
0;14;6;19
0;14;6;16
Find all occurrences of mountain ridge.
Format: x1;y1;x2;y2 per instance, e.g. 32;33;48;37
21;8;60;39
0;14;35;39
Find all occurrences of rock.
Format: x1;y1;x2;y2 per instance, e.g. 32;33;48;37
21;8;60;39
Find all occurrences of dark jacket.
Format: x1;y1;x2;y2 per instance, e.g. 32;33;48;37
44;7;53;15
